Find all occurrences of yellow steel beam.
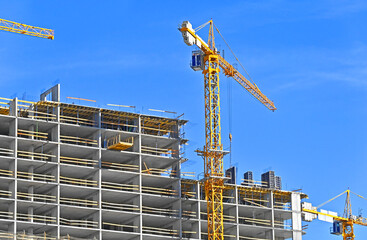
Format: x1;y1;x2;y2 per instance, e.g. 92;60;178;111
0;18;54;40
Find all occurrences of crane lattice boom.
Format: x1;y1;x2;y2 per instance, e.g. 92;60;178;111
218;55;276;111
0;18;54;39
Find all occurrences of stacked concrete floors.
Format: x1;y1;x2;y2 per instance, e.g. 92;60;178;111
0;85;307;240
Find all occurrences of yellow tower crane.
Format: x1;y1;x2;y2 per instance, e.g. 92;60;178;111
0;18;54;39
303;189;367;240
179;20;276;240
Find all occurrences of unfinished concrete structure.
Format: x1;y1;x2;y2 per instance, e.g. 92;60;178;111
0;85;307;239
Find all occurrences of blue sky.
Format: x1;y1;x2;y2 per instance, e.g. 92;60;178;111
1;0;367;239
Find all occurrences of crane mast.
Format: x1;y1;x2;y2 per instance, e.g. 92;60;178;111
179;20;276;240
0;18;54;39
200;22;224;240
343;190;354;240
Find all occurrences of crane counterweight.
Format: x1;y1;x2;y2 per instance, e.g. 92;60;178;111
181;21;195;46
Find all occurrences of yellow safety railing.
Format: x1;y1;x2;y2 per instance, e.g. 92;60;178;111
17;213;56;224
142;206;179;217
17;192;56;203
141;185;178;196
60;135;97;146
101;161;139;172
60;197;98;207
0;147;13;156
60;115;95;127
60;217;98;228
238;216;271;226
17;150;55;161
102;222;138;232
0;169;13;177
59;176;97;187
142;226;178;237
17;171;55;182
0;211;13;219
102;201;139;212
0;190;12;198
141;145;178;157
17;129;48;140
101;181;139;192
60;156;98;167
182;209;197;218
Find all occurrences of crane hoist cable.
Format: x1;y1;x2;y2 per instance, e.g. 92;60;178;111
317;190;349;209
194;21;211;32
350;191;367;201
317;190;367;209
213;23;270;111
213;24;256;87
227;74;233;167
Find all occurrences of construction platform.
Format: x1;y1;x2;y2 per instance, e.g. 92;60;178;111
0;85;307;240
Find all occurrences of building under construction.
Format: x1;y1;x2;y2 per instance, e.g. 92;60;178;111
0;85;307;240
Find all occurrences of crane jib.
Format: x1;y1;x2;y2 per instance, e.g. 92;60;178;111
218;56;276;111
180;25;276;111
0;18;54;40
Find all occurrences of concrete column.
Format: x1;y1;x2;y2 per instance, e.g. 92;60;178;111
28;186;34;202
8;190;15;239
27;227;33;236
27;206;33;223
138;115;142;240
54;101;60;123
132;217;140;234
235;186;239;239
7;223;14;240
177;178;182;239
98;110;102;240
28;166;34;181
291;193;302;240
198;181;202;240
40;84;60;102
51;124;59;143
176;138;183;238
29;125;34;140
9;98;17;117
269;191;275;240
9;119;16;137
13;108;18;238
265;230;273;239
56;108;61;239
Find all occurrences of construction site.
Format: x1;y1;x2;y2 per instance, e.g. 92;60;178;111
0;3;366;240
0;84;306;240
